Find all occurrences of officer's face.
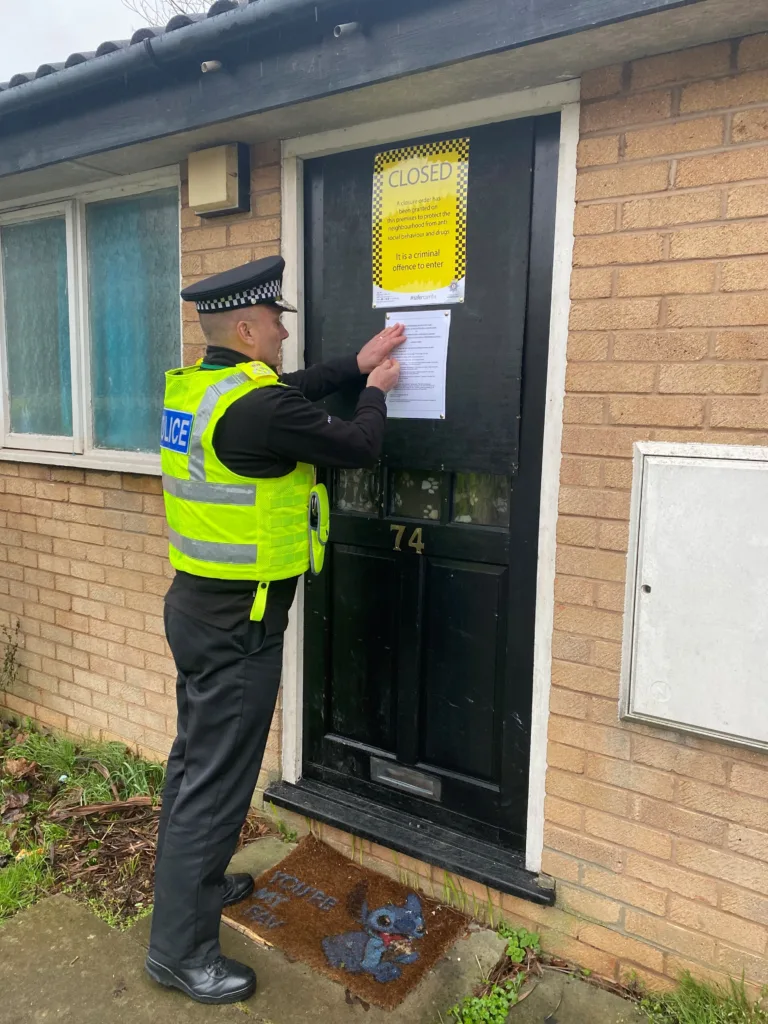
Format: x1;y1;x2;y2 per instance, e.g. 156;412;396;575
237;305;289;368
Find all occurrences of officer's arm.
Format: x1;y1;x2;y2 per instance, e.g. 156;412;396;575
266;386;386;469
280;354;364;402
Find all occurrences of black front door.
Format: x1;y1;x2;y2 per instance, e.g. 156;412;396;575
302;115;559;850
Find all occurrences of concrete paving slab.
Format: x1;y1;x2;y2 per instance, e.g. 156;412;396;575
0;894;246;1024
509;971;645;1024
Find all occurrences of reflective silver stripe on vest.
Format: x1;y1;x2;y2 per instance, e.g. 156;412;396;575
187;372;251;481
168;529;257;565
162;475;256;506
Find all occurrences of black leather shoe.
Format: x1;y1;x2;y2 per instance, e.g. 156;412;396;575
221;873;255;907
145;954;257;1004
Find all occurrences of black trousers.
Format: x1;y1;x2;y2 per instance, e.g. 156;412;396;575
149;605;284;967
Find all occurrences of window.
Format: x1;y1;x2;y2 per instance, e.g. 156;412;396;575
0;175;180;470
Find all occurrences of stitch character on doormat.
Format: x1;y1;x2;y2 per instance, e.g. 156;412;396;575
322;880;425;983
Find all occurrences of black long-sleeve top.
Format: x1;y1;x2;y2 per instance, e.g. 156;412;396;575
165;346;387;630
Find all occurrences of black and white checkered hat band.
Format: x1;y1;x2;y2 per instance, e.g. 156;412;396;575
195;278;283;312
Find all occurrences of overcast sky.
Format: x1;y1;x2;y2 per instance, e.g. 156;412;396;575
0;0;142;81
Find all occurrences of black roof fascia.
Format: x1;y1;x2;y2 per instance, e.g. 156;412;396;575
0;0;705;180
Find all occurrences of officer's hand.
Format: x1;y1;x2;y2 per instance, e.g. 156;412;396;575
368;358;401;393
357;324;406;374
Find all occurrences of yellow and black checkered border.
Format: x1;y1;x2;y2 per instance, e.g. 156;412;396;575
372;138;470;290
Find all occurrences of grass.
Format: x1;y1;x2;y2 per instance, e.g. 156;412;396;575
0;852;52;920
6;728;166;805
641;973;768;1024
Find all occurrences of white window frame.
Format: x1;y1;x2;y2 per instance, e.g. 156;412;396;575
0;167;181;476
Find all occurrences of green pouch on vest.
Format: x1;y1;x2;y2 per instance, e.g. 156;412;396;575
308;484;330;575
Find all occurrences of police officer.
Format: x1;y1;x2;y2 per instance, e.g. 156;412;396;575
146;255;403;1004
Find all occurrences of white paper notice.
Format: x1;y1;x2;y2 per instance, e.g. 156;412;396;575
385;310;450;420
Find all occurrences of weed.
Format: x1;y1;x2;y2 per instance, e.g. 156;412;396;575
448;976;524;1024
642;973;768;1024
497;923;541;964
267;803;298;844
0;621;21;691
0;851;51;921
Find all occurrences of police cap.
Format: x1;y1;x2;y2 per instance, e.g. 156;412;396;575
180;255;297;314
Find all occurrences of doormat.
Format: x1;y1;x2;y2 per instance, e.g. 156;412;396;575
222;835;467;1010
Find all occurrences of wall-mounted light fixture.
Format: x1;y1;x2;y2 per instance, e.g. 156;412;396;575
188;142;250;218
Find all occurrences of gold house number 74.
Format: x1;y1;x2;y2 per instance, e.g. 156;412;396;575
390;525;425;555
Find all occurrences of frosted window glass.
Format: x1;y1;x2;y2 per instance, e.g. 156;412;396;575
87;188;180;452
1;217;72;437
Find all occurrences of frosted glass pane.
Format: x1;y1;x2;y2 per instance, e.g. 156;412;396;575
453;473;509;527
87;188;180;452
1;217;72;436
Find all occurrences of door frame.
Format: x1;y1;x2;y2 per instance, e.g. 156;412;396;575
278;79;580;873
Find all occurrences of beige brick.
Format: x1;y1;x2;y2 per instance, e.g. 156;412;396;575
585;809;672;858
581;65;623;100
574;203;618;236
559;884;621;924
711;398;768;429
613;331;709;361
668;293;768;329
716;329;768;360
546;795;584;830
632;795;727;845
578;922;665;972
722;255;768;292
251;164;280;193
548;768;630;816
727;183;768;222
555;575;595;605
739;34;768;70
563;396;604;425
679;778;768;831
732;107;768;145
659;364;762;394
632;734;727;784
625;117;725;160
717;944;768;986
544;824;624;872
541;849;581;883
631;43;731;89
577;136;620;168
549;716;630;759
727;824;768;864
596;639;625;669
202;246;254;275
548;741;587;774
617;263;716;297
681;69;768;114
582;864;666;915
570;300;661;332
557;546;627;584
720;884;768;927
181;225;227;252
557;516;600;548
581;90;672;133
552;660;619;699
577;162;671;203
625;909;716;962
567;333;611;361
573;233;665;268
676;840;768;895
566;363;656;393
609;396;704;427
731;762;768;799
228;218;280;246
571;268;614;299
562;425;652;459
676;146;768;188
587;754;674;801
559;486;630;519
555;602;625;642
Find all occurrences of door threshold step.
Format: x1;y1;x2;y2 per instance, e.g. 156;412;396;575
264;778;555;907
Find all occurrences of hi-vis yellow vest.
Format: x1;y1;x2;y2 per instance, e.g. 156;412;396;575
161;360;324;603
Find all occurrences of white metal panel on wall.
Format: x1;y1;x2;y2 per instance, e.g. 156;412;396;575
622;442;768;751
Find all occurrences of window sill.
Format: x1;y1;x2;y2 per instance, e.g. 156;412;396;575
0;447;160;477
